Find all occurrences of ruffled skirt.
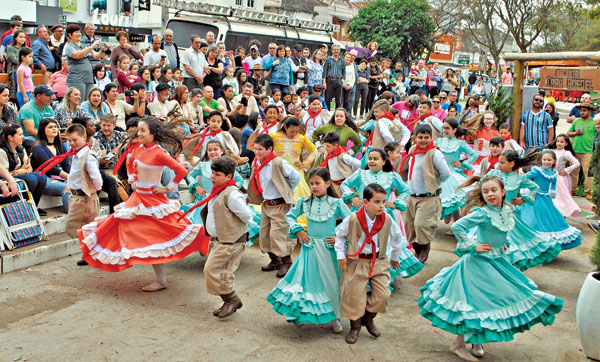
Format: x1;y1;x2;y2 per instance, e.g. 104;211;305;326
418;253;563;344
553;174;581;217
440;170;470;219
79;191;207;272
520;194;582;250
267;238;340;325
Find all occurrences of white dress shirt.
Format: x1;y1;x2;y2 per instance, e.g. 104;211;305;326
67;146;103;192
328;154;361;181
376;118;395;143
205;189;253;237
256;158;301;200
201;132;239;156
335;209;403;262
417;116;443;135
302;111;325;140
407;149;451;195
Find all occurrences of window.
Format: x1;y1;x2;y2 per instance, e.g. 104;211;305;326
236;0;242;5
247;0;255;7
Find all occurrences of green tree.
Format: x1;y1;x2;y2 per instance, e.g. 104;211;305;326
347;0;436;62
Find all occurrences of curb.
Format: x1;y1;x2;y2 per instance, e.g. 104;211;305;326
1;238;80;274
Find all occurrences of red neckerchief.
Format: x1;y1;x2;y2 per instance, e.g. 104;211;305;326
259;120;278;135
319;145;346;167
503;134;512;141
250;152;277;194
365;112;395;147
34;143;90;176
183;127;222;156
487;154;500;170
399;143;437;180
112;142;140;175
179;178;237;220
306;108;322;129
345;206;385;277
405;111;434;128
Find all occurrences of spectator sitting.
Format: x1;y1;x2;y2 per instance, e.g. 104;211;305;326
103;83;145;130
92;113;126;170
18;85;56;139
0;123;47;215
29;118;70;212
48;58;69;101
93;63;111;93
200;85;229;129
219;84;248;129
147;83;186;132
81;87;109;123
304;85;328;110
182;88;204;128
0;84;18;131
172;85;199;134
54;87;92;128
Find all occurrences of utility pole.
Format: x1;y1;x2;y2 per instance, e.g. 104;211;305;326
161;4;169;34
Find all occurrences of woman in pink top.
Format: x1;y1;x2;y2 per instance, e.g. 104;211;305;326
432;95;447;121
48;58;70;100
391;94;419;132
116;55;140;93
16;47;34;108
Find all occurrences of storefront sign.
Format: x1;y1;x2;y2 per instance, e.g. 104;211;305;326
91;8;132;28
429;35;454;63
540;66;600;92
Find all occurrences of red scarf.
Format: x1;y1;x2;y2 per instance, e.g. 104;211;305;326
319;145;346;167
503;134;512;141
399;143;437;180
405;111;434;128
34;144;90;176
250;152;277;195
112;142;140;175
179;177;237;220
183;128;222;156
487;154;500;170
365;112;395;147
345;206;385;277
306;108;322;129
259;120;278;135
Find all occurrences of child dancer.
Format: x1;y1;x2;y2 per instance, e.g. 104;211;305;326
434;117;477;222
320;132;361;198
199;156;254;319
335;183;404;344
249;134;301;278
401;124;451;263
547;134;581;217
183;111;239;159
474;136;503;176
362;100;396;151
498;122;524;155
246;105;280;150
486;150;562;270
78;116;206;291
419;175;563;361
268;168;351;332
520;150;583;250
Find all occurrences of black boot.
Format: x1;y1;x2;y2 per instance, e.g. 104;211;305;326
418;243;431;264
362;311;381;337
412;243;422;259
213;294;227;316
218;291;243;318
261;252;282;272
345;319;362;344
276;256;292;278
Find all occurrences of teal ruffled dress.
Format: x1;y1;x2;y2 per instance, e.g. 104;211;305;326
487;170;562;271
267;195;350;325
418;204;564;344
181;161;260;245
434;137;478;219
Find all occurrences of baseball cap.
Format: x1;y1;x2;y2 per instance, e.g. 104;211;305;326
34;85;57;96
250;45;259;51
313;85;322;92
294;44;303;52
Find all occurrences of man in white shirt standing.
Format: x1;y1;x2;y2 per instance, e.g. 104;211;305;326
144;36;169;67
342;52;356;113
181;34;209;92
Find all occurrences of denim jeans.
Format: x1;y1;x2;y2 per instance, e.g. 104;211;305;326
161;167;179;200
269;83;289;94
43;175;70;212
18;172;47;206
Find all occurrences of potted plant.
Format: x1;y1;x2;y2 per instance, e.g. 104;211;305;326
576;140;600;361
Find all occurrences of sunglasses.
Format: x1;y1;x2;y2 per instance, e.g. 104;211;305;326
433;100;440;103
440;97;447;99
533;98;544;102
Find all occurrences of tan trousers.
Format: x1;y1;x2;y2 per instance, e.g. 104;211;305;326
571;152;593;194
204;241;245;295
341;258;391;320
66;194;99;238
259;202;293;257
404;195;441;245
331;182;343;199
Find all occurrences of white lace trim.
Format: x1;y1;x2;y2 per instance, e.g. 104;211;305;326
115;199;180;219
533;166;557;180
359;169;393;189
479;204;515;232
135;181;161;188
302;196;338;221
135;160;164;169
435;137;461;153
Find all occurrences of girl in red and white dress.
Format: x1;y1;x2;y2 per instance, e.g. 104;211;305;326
464;110;500;176
79;116;207;292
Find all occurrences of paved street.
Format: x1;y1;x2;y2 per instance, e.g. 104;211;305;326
0;214;595;362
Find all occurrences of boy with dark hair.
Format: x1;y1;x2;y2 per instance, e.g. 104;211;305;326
400;124;450;263
65;123;103;238
320;132;360;197
200;156;255;318
249;134;301;277
335;183;403;344
476;136;504;176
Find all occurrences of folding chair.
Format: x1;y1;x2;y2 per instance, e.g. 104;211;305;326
0;179;46;251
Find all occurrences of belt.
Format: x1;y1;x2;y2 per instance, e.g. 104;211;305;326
332;179;344;185
70;189;93;197
358;252;378;260
264;197;286;206
210;233;248;244
411;189;441;198
327;77;343;81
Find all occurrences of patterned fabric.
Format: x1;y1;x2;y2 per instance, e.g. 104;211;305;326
54;105;92;128
93;130;126;153
1;200;42;248
520;109;553;148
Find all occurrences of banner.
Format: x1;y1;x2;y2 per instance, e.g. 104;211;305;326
540;66;600;92
429;35;454;63
59;0;77;12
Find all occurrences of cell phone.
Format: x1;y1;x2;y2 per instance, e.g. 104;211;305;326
59;128;67;133
104;153;115;161
124;90;134;97
227;50;233;56
240;96;248;106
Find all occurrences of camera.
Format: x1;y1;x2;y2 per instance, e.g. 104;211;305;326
124;90;134;97
240;97;248;107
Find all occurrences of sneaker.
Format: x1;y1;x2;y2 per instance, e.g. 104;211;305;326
588;223;600;233
471;344;484;358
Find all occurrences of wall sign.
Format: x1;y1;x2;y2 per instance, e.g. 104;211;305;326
540;66;600;92
91;8;132;27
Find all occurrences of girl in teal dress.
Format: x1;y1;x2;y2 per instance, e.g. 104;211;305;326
418;175;563;361
519;150;582;250
486;150;562;271
341;148;423;283
435;117;478;222
267;168;350;332
181;140;260;243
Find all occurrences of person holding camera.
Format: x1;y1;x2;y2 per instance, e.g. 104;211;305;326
221;83;257;129
144;36;169;67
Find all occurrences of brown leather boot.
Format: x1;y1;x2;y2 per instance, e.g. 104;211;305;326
418;243;431;264
261;252;282;272
362;311;381;337
412;243;422;259
345;319;362;344
218;291;243;318
276;255;292;278
213;295;227;316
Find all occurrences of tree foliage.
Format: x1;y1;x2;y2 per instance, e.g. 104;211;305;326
495;0;553;53
347;0;436;62
534;0;586;52
487;86;515;125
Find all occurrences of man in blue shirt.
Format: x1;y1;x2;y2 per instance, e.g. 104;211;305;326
519;94;554;150
32;25;55;85
567;93;597;123
440;90;462;113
